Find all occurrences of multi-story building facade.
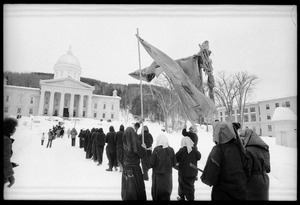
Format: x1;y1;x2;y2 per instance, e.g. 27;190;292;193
216;95;297;137
3;47;121;121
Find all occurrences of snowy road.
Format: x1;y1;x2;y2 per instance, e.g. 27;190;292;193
3;119;297;201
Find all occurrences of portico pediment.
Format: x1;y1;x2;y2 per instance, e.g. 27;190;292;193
40;77;94;90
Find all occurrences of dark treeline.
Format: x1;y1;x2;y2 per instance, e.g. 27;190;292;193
4;71;166;122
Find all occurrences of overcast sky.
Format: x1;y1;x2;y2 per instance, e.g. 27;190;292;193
3;4;297;102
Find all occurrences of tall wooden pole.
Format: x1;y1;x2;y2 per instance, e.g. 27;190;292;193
136;28;144;144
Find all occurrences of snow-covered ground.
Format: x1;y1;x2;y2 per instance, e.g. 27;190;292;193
3;116;297;200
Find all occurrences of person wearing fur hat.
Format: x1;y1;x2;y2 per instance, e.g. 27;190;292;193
150;134;176;200
176;137;201;201
201;121;247;200
240;128;270;200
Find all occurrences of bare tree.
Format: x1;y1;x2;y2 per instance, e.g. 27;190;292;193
148;74;180;132
214;71;239;122
235;71;258;128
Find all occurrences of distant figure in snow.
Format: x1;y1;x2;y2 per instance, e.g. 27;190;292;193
46;129;54;148
240;128;270;200
41;132;45;145
70;127;78;147
150;134;176;200
67;128;71;138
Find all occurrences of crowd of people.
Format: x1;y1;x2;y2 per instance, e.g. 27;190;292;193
4;117;271;201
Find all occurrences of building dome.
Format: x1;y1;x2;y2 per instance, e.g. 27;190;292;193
56;50;80;67
54;46;81;81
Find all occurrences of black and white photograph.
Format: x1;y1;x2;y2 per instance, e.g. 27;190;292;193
3;4;297;201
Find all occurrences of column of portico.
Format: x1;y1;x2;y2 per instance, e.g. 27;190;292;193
69;93;74;117
48;91;54;116
59;92;65;117
78;94;83;117
38;90;45;115
86;95;92;118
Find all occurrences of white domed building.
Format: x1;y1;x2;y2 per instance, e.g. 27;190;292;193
4;47;121;120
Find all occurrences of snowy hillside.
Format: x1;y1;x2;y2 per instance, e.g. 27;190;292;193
3;116;297;200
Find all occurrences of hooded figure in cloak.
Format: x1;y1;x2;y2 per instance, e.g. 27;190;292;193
201;121;247;200
121;127;147;200
240;128;271;200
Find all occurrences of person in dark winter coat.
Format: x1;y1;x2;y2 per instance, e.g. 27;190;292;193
105;126;117;171
96;128;106;165
176;137;201;201
83;129;90;152
3;117;18;188
138;125;153;181
240;128;271;200
182;124;198;147
86;130;93;159
116;125;125;172
121;126;147;200
201;121;247;200
78;129;85;148
46;129;54;148
70;127;78;147
91;128;98;162
150;134;176;200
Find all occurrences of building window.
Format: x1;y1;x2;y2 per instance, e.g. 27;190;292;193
4;107;8;113
286;101;290;107
266;104;270;110
281;102;286;107
17;108;21;114
111;104;114;110
268;125;272;132
220;111;223;116
29;108;33;114
102;113;106;118
103;104;106;109
250;107;255;112
111;113;114;119
232;110;235;115
55;98;59;106
220;117;223;121
94;103;97;109
244;115;249;122
275;102;279;108
6;95;9;102
225;110;228;115
267;114;271;120
83;111;85;117
244;108;248;113
251;113;256;122
94;113;97;118
83;100;86;107
44;109;48;114
30;97;34;104
237;110;240;114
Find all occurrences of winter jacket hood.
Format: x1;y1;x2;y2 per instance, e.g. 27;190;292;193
213;121;236;144
241;128;269;150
